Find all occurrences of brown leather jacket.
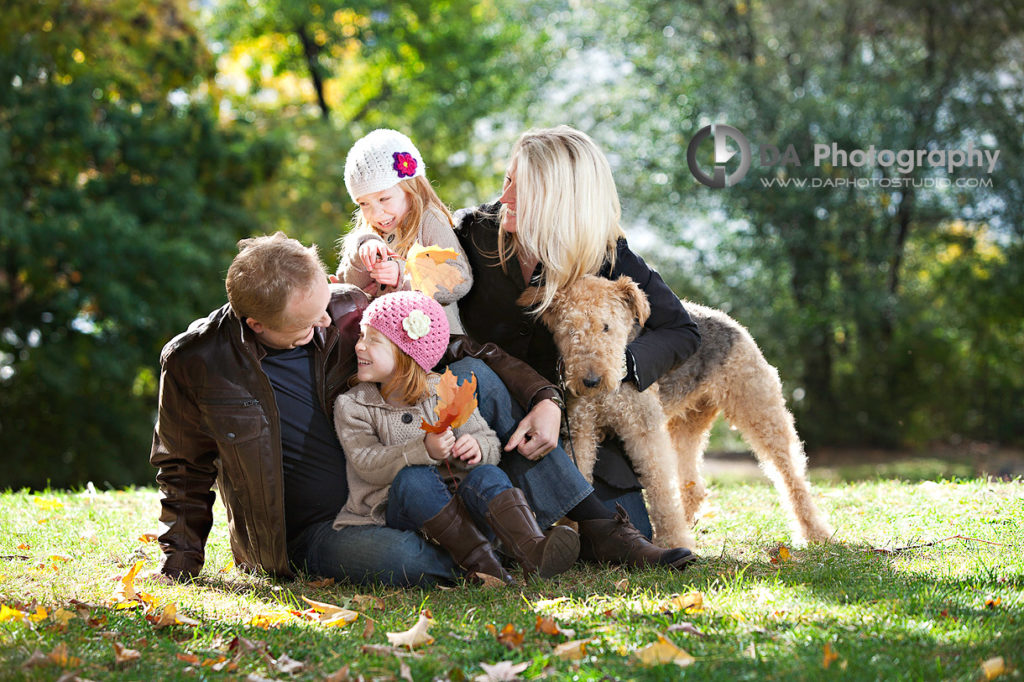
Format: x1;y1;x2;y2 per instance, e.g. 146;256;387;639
151;285;557;580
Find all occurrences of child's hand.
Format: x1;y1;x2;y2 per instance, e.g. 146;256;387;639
425;427;455;461
370;259;401;288
451;434;482;466
358;240;392;271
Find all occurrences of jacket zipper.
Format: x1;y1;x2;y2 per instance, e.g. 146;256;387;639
200;398;261;407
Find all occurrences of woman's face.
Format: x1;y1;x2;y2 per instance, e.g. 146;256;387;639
499;162;518;234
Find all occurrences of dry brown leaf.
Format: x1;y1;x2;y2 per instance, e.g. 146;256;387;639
351;594;385;611
666;621;706;637
822;642;840;669
306;577;335;588
362;616;376;640
21;650;49;668
138;533;159;544
535;616;561;636
386;610;435;649
614;578;630;591
635;635;695;668
177;653;200;664
324;664;351;682
301;595;359;627
53;608;77;627
399;660;414;682
47;643;82;667
271;654;305;674
475;660;530;682
113;642;141;664
487;623;525;650
406;243;463;298
981;656;1007;680
553;638;592;660
422;370;478;433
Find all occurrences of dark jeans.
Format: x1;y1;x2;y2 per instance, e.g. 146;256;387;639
450;358;653;538
385;464;512;531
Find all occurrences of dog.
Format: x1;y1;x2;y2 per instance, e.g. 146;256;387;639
519;275;833;548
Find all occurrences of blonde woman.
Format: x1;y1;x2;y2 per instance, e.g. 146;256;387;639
454;125;702;567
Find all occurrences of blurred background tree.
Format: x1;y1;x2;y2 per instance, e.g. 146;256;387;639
2;0;1022;489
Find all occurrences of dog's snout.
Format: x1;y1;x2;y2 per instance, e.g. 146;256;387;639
583;375;601;388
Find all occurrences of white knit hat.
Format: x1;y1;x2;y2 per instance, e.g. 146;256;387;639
344;129;426;202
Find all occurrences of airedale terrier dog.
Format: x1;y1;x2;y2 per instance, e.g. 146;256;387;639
520;275;833;549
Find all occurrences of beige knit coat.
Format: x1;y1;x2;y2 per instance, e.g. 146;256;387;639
331;375;501;529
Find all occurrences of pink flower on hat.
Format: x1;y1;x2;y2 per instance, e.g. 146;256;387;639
393;152;417;178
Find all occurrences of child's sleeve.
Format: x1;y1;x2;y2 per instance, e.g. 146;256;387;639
414;210;473;304
337;229;387;294
334;393;436;486
454;407;501;467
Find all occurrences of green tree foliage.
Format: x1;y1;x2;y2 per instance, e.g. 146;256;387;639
552;0;1024;448
199;0;554;266
1;0;281;489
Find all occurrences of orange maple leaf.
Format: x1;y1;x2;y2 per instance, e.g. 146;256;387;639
405;243;463;298
421;370;478;434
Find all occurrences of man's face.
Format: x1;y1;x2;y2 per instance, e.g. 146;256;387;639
248;277;331;350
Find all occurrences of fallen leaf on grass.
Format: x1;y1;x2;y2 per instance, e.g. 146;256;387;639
351;594;385;611
663;592;704;613
113;642;141;664
666;622;706;637
17;543;30;550
47;643;82;667
306;577;335;588
535;616;561;636
325;664;351;682
300;596;359;627
487;623;525;650
406;243;464;298
614;578;629;591
28;606;48;623
421;371;478;434
138;533;159;544
399;660;414;682
271;654;305;674
249;610;297;628
981;657;1007;680
634;636;695;668
822;642;840;669
33;497;64;511
387;610;435;649
1;604;26;623
985;597;1002;609
146;602;200;628
552;638;592;660
113;560;145;603
52;608;77;628
475;660;530;682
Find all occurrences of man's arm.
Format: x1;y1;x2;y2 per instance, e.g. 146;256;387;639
150;366;219;581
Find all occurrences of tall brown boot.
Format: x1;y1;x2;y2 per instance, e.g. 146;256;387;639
578;504;696;570
485;488;579;579
421;496;515;585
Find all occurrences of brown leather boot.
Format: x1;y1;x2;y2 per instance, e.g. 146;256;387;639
577;504;696;570
421;496;515;585
485;488;580;579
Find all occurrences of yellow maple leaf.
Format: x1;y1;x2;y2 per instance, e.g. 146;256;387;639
981;657;1006;680
32;497;64;511
114;560;146;603
635;635;696;668
53;608;76;627
28;606;47;623
553;638;592;660
421;370;478;433
405;243;463;298
664;591;704;613
0;604;26;623
250;610;296;629
386;610;435;649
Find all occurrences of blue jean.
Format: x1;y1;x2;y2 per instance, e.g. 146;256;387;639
449;357;653;538
386;464;512;532
288;517;458;588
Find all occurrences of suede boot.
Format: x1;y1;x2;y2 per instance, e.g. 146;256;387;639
421;496;515;585
577;504;696;570
485;488;579;579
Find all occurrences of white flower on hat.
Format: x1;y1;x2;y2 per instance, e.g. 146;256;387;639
402;309;431;340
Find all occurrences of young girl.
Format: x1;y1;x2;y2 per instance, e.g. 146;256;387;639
338;129;472;335
332;291;578;583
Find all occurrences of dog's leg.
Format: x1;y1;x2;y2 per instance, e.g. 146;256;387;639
725;400;834;543
566;398;601;483
610;391;694;548
665;402;717;535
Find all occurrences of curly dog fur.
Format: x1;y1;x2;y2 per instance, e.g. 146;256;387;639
520;275;833;548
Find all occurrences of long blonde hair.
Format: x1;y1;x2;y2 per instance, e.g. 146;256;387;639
346;176;454;259
348;334;430;407
498;126;625;315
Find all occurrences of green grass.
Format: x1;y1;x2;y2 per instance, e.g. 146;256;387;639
1;470;1022;681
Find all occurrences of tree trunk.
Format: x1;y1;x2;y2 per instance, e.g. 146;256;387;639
296;23;330;121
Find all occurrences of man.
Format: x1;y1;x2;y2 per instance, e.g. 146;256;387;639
152;233;690;586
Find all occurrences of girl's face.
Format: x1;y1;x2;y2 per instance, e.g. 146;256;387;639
357;184;410;235
354;325;397;384
499;161;518;234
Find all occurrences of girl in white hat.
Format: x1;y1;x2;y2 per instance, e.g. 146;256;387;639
337;129;472;334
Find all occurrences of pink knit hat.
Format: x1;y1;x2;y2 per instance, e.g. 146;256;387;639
361;291;449;372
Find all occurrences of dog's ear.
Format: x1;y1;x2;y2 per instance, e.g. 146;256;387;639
614;276;650;326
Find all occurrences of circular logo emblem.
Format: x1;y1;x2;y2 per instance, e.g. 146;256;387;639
686;124;751;188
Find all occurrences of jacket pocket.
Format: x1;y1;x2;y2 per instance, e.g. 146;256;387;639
198;397;265;444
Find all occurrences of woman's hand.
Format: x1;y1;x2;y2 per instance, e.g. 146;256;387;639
451;434;482;466
370;259;401;288
425;428;455;460
358;240;392;271
504;398;561;460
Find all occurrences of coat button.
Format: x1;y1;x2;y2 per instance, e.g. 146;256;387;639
519;322;531;336
226;432;236;440
402;413;413;424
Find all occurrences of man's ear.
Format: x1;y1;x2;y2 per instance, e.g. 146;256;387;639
245;317;264;334
614;276;650;326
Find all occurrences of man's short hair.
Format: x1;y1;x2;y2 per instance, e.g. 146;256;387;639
225;232;327;328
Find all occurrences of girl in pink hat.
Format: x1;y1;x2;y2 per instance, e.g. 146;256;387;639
337;129;472;336
332;291;578;584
